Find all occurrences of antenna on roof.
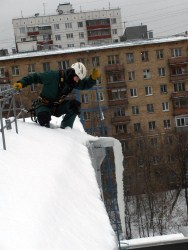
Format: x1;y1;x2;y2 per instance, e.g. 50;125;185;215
43;2;46;15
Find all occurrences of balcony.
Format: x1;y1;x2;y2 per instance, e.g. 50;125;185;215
108;99;128;107
111;115;130;123
37;40;53;45
28;31;39;36
170;73;188;81
171;91;188;99
88;34;111;40
105;64;124;71
168;56;188;65
86;24;111;30
0;77;9;84
173;107;188;116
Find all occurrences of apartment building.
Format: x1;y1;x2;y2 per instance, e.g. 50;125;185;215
0;36;188;193
12;3;123;52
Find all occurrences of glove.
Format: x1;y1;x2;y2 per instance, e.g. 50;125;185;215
91;68;101;80
13;82;23;90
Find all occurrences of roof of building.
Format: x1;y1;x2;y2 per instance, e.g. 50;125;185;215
0;35;188;62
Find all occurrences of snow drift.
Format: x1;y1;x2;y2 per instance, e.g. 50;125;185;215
0;117;118;250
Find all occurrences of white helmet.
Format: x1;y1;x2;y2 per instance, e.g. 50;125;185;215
71;62;86;80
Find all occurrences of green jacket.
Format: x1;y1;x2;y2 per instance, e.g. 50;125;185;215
19;70;96;102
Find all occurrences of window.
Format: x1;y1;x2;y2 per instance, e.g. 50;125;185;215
167;154;175;163
160;84;167;93
128;71;135;81
66;33;73;39
111;18;117;24
174;82;185;92
152;155;160;165
126;53;134;63
162;102;169;111
43;62;50;72
78;22;83;28
164;119;171;129
79;32;84;38
134;123;141;132
143;69;151;79
65;23;72;29
55;34;61;41
11;66;19;76
54;24;60;29
0;67;5;77
158;67;166;77
67;44;74;47
136;139;144;149
165;135;173;145
176;117;188;127
58;60;70;70
92;56;100;66
111;88;126;100
147;104;154;113
107;71;122;83
80;42;85;47
145;86;153;95
141;51;148;61
108;55;119;65
28;64;35;74
81;94;89;103
121;140;128;151
132;106;139;115
156;49;164;59
130;88;137;97
83;111;91;121
137;159;144;167
150;137;157;146
96;92;104;101
171;48;181;57
20;27;26;34
114;107;125;117
148;121;156;130
115;124;127;134
112;29;117;35
77;58;85;64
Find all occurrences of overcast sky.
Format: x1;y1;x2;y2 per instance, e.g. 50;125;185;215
0;0;188;51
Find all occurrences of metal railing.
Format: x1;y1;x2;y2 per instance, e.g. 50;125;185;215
0;88;26;150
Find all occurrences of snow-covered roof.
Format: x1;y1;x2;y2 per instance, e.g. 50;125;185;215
0;36;188;62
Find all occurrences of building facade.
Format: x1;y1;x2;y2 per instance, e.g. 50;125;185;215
12;3;123;52
0;36;188;193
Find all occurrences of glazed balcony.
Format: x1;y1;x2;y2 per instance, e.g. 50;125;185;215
27;31;39;36
37;40;53;45
168;56;188;65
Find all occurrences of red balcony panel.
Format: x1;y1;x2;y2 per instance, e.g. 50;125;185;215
173;107;188;116
88;35;111;40
37;40;53;45
28;31;39;36
86;24;111;30
171;91;188;99
169;56;188;65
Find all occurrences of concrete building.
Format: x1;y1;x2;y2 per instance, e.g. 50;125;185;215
0;36;188;193
12;3;123;52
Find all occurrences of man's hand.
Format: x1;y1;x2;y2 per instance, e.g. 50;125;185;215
91;68;101;80
13;82;23;90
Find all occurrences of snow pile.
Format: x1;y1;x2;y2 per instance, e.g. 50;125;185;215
0;117;117;250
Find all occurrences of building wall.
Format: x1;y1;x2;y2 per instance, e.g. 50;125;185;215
0;38;188;193
12;6;123;51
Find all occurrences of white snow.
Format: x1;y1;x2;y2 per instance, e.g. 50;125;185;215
0;116;118;250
